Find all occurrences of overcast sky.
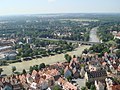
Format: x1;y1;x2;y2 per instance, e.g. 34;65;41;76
0;0;120;15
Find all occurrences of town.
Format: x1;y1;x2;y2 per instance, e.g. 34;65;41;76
0;13;120;90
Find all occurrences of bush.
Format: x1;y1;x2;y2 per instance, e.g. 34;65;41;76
53;85;61;90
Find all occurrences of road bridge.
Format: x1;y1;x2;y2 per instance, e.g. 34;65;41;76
39;38;101;45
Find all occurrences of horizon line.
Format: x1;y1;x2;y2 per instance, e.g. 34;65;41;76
0;12;120;17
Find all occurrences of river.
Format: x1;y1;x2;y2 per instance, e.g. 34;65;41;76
0;45;90;75
89;27;100;42
0;27;99;75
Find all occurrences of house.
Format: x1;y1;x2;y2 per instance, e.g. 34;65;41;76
3;82;13;90
95;80;105;90
57;77;78;90
114;33;120;39
45;69;60;80
31;70;38;79
69;58;80;69
105;78;120;90
12;83;23;90
39;79;49;90
63;82;78;90
4;53;17;60
0;81;4;90
72;67;80;79
117;64;120;76
89;65;97;71
64;66;72;78
30;82;37;89
111;85;120;90
80;67;85;78
85;70;107;83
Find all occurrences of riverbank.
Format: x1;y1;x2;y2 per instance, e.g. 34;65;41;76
0;45;90;75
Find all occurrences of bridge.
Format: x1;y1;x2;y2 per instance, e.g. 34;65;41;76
39;38;101;45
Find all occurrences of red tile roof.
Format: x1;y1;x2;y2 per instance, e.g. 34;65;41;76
112;85;120;90
64;82;77;90
32;70;37;77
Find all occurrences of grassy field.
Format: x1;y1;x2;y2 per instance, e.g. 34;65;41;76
0;45;90;75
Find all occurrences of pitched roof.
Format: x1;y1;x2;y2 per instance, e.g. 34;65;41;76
19;74;26;83
45;69;60;77
112;85;120;90
57;77;66;85
32;70;38;77
87;70;107;78
63;82;77;90
57;77;77;90
64;66;71;73
26;73;31;78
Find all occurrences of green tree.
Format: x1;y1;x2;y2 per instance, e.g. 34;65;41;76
22;69;27;74
82;49;88;54
73;55;76;58
39;63;46;70
29;66;33;74
64;54;72;63
67;76;72;81
64;54;69;60
116;50;120;58
81;87;87;90
0;68;3;75
33;65;39;71
86;81;91;89
90;85;96;90
115;38;120;44
12;66;16;73
53;85;61;90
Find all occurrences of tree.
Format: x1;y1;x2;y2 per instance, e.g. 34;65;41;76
86;81;91;89
29;66;33;74
12;66;16;73
115;38;120;44
82;49;88;54
33;65;39;71
81;87;87;90
67;76;72;81
116;50;120;58
67;55;72;63
60;69;64;75
39;63;46;70
90;85;96;90
53;85;61;90
64;54;69;60
0;68;3;75
73;55;76;58
22;69;27;74
64;54;72;63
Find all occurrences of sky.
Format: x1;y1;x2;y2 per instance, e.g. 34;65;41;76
0;0;120;15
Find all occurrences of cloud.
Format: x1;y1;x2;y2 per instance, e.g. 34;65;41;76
48;0;56;3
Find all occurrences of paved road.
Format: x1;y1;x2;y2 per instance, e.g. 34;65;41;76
89;27;100;43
